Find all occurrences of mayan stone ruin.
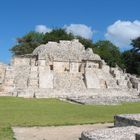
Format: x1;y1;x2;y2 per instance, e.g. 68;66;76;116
81;114;140;140
0;39;140;103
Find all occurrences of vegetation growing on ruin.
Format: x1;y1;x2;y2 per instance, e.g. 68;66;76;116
10;29;122;67
0;97;140;139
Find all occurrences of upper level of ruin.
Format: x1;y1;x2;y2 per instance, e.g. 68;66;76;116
32;39;101;62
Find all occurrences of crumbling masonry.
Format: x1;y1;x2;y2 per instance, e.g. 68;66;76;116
0;39;140;100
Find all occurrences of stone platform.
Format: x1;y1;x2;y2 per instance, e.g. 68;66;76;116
81;126;140;140
67;96;140;105
81;114;140;140
114;114;140;127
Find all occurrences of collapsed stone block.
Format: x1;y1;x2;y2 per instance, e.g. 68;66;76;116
114;114;140;127
81;126;140;140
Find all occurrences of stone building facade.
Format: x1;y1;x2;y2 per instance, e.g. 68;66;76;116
0;39;140;98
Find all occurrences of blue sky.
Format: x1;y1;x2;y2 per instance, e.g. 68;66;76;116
0;0;140;63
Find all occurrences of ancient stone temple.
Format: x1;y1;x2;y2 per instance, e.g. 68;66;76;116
0;39;140;100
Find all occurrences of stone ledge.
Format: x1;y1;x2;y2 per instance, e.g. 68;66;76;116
81;126;140;140
114;114;140;127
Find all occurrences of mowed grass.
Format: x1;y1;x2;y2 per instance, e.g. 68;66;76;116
0;97;140;139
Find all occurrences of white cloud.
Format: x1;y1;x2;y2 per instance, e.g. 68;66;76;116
64;24;94;39
105;20;140;49
35;25;52;34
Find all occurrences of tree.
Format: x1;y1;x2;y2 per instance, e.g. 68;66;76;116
93;40;124;68
10;32;45;55
10;28;95;55
131;37;140;53
43;29;75;43
122;50;140;75
76;36;95;49
122;37;140;75
10;29;76;55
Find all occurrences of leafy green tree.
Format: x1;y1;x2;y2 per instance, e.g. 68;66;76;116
10;32;44;55
77;36;95;49
122;37;140;75
93;40;124;68
122;50;140;75
131;37;140;53
10;29;76;55
10;28;95;55
43;29;75;43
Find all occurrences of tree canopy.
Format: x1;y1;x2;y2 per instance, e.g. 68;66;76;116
93;40;123;68
131;37;140;53
10;32;45;55
10;29;95;55
122;37;140;75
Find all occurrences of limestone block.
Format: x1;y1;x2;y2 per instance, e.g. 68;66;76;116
100;79;107;88
85;70;100;89
54;61;69;73
4;79;14;86
12;57;30;66
86;61;99;69
114;114;140;127
39;70;53;88
38;66;50;72
117;79;128;87
38;60;46;66
70;62;79;73
5;69;15;79
30;58;36;66
17;89;34;98
106;78;118;89
102;65;110;73
79;63;85;73
3;86;15;92
127;81;132;89
81;126;140;140
29;72;38;79
53;73;86;90
0;67;6;84
15;79;28;89
0;85;4;92
30;66;38;72
28;79;38;87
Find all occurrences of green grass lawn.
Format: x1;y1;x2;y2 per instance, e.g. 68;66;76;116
0;97;140;140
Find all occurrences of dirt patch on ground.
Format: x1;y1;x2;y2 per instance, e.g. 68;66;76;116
13;123;113;140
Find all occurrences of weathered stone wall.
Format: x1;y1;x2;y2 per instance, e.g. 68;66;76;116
53;61;69;73
39;66;53;88
0;63;6;85
0;39;140;99
81;113;140;140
